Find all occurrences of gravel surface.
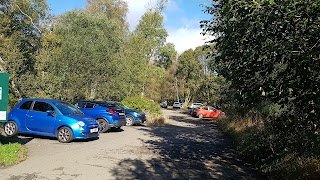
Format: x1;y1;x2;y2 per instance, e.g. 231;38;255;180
0;109;264;180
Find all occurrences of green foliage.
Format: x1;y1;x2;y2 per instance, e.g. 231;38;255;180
0;0;49;98
174;46;224;106
202;0;320;178
0;143;27;167
121;96;162;117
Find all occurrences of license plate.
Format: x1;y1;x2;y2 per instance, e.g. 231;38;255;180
90;128;98;133
119;113;125;116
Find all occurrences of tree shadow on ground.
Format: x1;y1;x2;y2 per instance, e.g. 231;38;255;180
0;134;33;145
111;112;265;180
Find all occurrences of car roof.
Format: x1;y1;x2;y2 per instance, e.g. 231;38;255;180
21;98;62;103
74;100;119;104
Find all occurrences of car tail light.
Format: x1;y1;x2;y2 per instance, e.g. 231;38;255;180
107;109;116;114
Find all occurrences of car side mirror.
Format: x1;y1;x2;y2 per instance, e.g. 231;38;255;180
46;110;54;116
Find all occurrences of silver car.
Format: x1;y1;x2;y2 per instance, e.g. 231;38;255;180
173;102;182;109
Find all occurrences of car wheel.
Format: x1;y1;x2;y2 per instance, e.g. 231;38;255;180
4;121;18;136
126;115;134;126
97;118;109;133
199;114;204;120
57;126;73;143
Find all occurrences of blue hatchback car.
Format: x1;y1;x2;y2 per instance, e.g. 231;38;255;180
105;101;146;126
4;98;99;143
73;101;126;133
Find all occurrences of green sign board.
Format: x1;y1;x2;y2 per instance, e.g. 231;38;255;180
0;72;9;122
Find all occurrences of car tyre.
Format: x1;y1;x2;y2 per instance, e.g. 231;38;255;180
97;118;109;133
198;114;204;120
4;121;18;136
126;115;134;126
57;126;73;143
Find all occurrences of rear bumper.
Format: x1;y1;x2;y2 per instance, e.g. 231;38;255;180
110;118;126;127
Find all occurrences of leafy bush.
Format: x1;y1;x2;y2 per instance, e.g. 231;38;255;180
121;96;162;117
121;96;165;126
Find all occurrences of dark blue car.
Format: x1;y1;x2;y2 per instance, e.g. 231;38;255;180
4;98;99;143
105;101;146;126
73;101;126;133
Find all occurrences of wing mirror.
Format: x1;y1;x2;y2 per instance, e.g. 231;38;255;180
46;110;54;116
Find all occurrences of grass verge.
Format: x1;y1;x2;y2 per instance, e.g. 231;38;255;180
216;117;320;179
0;128;28;167
145;112;167;126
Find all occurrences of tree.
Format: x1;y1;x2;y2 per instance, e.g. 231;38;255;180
33;11;125;101
201;0;320;177
122;0;170;98
176;49;202;104
156;43;177;69
0;0;49;99
86;0;129;31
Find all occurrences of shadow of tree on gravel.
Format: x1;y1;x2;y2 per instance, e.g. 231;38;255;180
111;111;265;180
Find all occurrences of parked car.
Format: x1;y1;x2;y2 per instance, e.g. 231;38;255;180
160;101;168;108
190;103;203;109
3;98;99;143
188;103;203;115
73;101;126;133
196;106;223;120
173;102;182;109
104;101;146;126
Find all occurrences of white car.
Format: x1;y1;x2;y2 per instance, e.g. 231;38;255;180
190;103;203;109
173;102;182;109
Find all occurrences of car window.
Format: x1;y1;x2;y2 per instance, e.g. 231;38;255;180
74;102;86;108
203;106;209;110
19;101;33;110
54;102;83;115
209;107;215;111
33;101;55;112
85;103;95;108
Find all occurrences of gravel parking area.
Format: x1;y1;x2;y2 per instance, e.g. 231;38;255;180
0;109;264;180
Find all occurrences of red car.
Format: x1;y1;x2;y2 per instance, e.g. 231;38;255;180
196;106;223;120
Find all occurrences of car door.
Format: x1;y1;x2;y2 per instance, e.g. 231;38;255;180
201;106;210;117
26;101;56;134
209;106;219;118
13;100;33;132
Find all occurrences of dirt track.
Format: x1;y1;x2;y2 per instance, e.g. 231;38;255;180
0;109;264;180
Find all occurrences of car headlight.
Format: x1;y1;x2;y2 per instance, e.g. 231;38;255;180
78;121;85;127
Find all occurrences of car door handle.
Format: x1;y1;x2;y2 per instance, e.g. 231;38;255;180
26;115;33;118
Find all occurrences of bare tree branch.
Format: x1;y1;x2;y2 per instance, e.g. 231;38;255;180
12;1;42;34
0;56;6;72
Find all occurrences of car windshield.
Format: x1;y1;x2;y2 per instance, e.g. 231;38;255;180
53;102;83;115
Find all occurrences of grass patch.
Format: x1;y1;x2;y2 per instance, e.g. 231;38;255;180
145;112;167;126
0;142;28;167
216;117;320;179
0;127;28;167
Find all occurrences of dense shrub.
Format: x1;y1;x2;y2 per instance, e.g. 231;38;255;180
203;0;320;178
121;96;162;117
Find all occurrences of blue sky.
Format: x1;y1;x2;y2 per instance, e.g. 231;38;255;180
46;0;212;54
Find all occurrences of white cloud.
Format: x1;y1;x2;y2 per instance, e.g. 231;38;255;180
124;0;210;55
167;28;209;54
125;0;158;31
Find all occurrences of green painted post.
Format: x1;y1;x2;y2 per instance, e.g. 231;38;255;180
0;72;9;122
